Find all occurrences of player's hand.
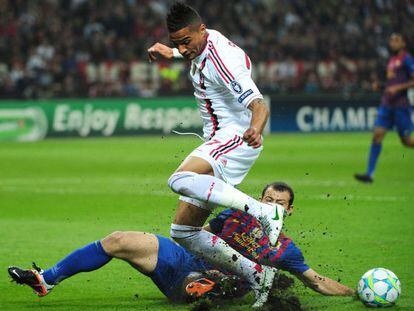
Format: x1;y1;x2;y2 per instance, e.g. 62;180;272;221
147;43;173;63
385;85;402;95
243;127;262;149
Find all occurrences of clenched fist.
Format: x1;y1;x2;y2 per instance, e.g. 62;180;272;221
243;127;262;148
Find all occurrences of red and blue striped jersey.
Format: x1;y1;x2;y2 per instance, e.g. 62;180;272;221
210;209;309;274
382;50;414;107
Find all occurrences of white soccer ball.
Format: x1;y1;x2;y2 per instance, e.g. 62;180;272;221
357;268;401;307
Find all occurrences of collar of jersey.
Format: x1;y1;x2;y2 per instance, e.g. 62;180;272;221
192;32;210;66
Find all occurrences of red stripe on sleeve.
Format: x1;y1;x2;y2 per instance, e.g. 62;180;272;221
245;53;251;70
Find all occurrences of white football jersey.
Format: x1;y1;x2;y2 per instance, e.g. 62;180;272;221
179;29;263;140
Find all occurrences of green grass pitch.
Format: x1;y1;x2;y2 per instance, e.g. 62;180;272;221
0;133;413;310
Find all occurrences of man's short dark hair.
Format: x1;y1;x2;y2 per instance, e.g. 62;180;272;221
166;2;202;33
261;182;295;205
391;32;406;42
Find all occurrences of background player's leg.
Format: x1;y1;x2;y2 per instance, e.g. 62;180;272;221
366;127;387;177
400;135;414;147
355;127;386;183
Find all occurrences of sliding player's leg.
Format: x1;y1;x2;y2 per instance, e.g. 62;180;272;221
101;231;159;274
103;231;255;302
7;232;159;297
103;231;254;302
8;239;112;296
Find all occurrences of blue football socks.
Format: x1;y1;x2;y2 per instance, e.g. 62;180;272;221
42;241;112;285
367;142;382;177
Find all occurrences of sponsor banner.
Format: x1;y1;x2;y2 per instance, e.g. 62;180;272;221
270;96;414;132
0;107;48;141
0;98;202;141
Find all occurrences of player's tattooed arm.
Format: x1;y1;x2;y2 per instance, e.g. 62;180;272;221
147;43;174;62
243;98;269;149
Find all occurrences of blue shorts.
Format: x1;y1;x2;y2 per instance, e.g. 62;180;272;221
374;106;413;137
147;235;209;301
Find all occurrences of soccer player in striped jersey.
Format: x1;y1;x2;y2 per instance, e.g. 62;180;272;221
355;33;414;183
148;3;282;307
206;182;355;296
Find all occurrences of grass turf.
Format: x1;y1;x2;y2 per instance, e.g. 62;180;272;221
0;133;413;310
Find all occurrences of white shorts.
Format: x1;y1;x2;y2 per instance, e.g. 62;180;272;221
188;130;262;186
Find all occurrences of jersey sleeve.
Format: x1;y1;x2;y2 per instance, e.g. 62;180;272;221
207;41;263;108
403;54;414;77
273;241;310;274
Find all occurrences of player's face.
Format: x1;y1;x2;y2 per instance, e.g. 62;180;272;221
169;24;207;60
389;34;405;53
260;188;294;215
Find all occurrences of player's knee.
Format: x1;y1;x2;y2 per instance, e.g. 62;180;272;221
401;137;414;147
167;171;197;195
372;135;383;144
102;231;127;255
170;223;200;244
372;131;385;144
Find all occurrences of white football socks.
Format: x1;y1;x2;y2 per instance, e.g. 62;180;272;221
168;172;266;217
170;224;268;287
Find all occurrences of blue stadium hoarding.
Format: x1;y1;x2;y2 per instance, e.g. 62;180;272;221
270;95;414;132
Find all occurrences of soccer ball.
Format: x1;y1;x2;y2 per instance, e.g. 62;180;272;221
357;268;401;307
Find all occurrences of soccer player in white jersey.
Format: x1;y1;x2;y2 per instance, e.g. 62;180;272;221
148;3;283;307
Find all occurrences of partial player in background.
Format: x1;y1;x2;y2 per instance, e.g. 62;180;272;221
148;3;283;307
355;33;414;183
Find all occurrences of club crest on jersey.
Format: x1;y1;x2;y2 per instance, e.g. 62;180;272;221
251;227;263;240
231;81;243;94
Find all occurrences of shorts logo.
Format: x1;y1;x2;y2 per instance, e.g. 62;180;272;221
238;89;253;103
231;81;243;94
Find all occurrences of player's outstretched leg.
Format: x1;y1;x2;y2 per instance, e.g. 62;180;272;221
355;127;386;183
169;172;285;245
8;240;112;296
